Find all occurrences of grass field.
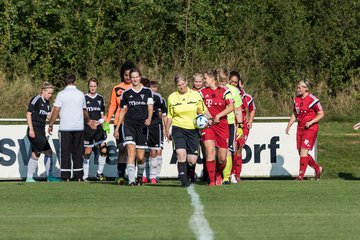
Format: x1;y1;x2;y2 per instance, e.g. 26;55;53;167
1;180;360;240
0;121;359;240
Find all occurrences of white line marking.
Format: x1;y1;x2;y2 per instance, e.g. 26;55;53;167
187;185;214;240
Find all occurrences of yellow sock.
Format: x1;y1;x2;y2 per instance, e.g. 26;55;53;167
223;154;232;182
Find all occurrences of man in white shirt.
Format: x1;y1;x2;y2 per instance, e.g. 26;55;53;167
49;73;96;181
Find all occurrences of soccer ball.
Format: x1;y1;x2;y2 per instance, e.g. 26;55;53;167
194;114;208;129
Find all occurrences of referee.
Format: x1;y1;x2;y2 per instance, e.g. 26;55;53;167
49;73;96;181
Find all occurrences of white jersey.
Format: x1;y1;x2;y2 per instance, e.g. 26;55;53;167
54;85;86;131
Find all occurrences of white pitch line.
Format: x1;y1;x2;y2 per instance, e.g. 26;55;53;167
187;185;214;240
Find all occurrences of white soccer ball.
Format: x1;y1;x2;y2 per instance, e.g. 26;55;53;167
194;114;208;129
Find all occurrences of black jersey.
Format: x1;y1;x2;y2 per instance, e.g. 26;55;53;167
151;92;167;125
85;93;105;121
121;86;153;125
27;95;51;128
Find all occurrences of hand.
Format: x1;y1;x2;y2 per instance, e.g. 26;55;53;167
144;118;151;126
247;121;253;129
88;120;97;130
214;115;220;124
305;121;312;129
103;121;110;134
353;122;360;130
48;126;53;135
166;132;172;142
29;129;35;138
114;129;119;139
285;126;290;135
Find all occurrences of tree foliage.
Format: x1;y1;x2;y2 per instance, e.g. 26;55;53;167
0;0;359;94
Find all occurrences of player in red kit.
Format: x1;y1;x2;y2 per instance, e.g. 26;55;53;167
230;71;256;183
286;79;324;180
199;70;234;186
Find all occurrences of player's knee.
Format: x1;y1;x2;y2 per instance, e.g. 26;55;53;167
99;145;107;157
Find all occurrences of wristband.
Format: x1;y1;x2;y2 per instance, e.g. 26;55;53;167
98;118;104;124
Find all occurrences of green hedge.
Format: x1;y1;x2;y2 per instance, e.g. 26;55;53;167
0;0;359;94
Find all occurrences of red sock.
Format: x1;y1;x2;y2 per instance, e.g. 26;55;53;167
307;155;320;173
234;155;242;178
216;160;226;175
206;161;216;184
299;156;308;178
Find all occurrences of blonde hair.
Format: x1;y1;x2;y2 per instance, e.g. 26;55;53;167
40;81;54;94
298;78;311;90
204;69;219;83
174;74;187;85
192;72;203;81
218;68;229;83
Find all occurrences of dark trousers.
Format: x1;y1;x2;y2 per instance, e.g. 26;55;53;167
59;131;84;180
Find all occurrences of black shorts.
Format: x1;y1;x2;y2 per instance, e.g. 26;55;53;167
148;124;163;150
228;123;236;152
122;121;148;149
84;125;107;147
27;127;51;153
172;126;200;155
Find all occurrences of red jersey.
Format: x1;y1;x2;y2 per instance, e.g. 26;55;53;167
294;93;322;129
240;88;255;123
199;86;232;123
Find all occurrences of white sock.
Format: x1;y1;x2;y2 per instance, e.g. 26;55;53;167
44;155;52;177
150;157;157;179
137;163;145;178
127;164;136;183
83;157;90;180
156;156;162;178
27;158;38;178
97;155;106;174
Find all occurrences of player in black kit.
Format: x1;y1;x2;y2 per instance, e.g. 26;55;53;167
82;78;108;181
114;68;153;186
147;81;167;184
26;82;61;182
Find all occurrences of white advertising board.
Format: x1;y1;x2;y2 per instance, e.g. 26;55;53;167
0;123;316;179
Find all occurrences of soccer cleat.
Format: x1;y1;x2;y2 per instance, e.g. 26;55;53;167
25;178;36;183
230;174;238;184
96;173;106;181
190;173;198;183
209;182;215;187
136;176;143;186
215;173;223;186
156;177;160;183
223;180;231;185
142;176;148;183
129;182;136;187
150;178;157;184
181;181;190;188
117;177;125;185
296;176;304;181
47;176;61;182
315;166;323;180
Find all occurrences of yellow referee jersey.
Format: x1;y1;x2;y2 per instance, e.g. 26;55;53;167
167;87;206;129
226;84;242;124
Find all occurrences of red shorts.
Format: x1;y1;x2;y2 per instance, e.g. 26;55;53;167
201;121;229;149
296;127;318;150
237;124;250;148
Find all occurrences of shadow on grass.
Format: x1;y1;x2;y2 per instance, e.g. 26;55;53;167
338;172;360;180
